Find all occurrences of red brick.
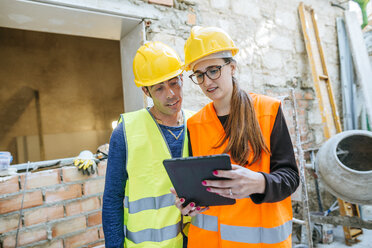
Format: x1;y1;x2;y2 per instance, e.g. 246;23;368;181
0;175;19;194
64;228;99;248
20;169;60;189
24;205;64;226
52;216;86;237
97;162;107;177
88;211;102;227
66;197;100;216
0;213;20;233
3;227;47;248
187;13;196;25
148;0;173;7
88;241;105;247
45;184;82;203
99;226;104;239
304;91;314;100
0;191;43;214
62;166;96;182
83;179;105;196
294;90;303;100
33;239;63;248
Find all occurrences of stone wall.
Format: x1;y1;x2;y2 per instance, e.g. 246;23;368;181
145;0;344;209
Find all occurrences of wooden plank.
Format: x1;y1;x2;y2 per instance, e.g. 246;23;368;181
344;11;372;127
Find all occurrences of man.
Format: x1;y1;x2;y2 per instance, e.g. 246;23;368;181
102;41;192;248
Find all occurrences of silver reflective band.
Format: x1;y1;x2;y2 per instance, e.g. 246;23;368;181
220;220;292;244
191;214;218;232
124;193;176;214
125;221;181;244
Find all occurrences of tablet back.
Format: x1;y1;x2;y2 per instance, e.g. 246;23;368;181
163;154;236;207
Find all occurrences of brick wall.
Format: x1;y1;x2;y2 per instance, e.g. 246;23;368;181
0;162;107;248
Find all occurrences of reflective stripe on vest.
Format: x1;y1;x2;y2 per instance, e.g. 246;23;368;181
125;221;182;244
124;193;175;214
192;212;292;244
191;213;218;232
122;109;194;247
220;221;292;244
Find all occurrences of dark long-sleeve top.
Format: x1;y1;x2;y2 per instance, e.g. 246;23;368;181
188;105;299;204
102;121;185;248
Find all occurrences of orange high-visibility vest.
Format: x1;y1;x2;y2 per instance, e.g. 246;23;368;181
187;93;293;248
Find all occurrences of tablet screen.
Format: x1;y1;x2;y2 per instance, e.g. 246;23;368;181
163;154;236;207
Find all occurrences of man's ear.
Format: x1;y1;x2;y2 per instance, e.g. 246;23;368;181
142;86;151;98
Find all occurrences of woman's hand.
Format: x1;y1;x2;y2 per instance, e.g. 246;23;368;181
202;164;266;199
170;188;209;217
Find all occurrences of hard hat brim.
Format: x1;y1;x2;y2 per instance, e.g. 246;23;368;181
134;68;184;87
183;47;239;71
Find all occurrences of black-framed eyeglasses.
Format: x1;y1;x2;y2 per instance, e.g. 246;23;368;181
189;61;231;85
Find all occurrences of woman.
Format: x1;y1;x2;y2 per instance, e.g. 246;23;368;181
173;26;300;248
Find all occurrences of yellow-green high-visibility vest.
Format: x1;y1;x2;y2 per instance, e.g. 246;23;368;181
119;108;193;248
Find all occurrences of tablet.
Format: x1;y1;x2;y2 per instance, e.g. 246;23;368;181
163;154;236;207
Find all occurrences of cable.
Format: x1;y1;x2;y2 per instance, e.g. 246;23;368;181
15;161;30;248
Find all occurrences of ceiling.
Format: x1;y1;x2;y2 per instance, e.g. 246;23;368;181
0;0;142;40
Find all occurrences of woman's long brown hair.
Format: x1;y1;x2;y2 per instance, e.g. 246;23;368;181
215;58;269;166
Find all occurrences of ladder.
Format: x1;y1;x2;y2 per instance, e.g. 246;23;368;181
298;2;363;245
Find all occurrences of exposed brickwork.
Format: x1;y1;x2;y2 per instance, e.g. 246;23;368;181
45;184;82;203
24;205;64;226
65;197;100;216
97;162;107;177
0;213;20;233
0;162;105;247
3;228;47;248
33;239;64;248
83;179;105;196
88;211;102;227
52;216;86;237
64;228;99;248
0;175;19;194
20;169;60;189
98;226;104;239
62;166;97;182
0;190;43;214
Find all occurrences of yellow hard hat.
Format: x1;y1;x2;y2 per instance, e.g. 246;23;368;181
184;26;239;71
133;41;183;87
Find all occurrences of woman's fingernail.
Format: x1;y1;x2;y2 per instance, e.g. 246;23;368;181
213;170;218;175
202;180;207;185
206;187;211;192
190;202;195;207
180;198;185;203
196;207;201;211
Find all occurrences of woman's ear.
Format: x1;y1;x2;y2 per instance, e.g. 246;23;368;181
230;61;237;76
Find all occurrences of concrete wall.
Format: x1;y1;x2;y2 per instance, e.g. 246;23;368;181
0;27;124;163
